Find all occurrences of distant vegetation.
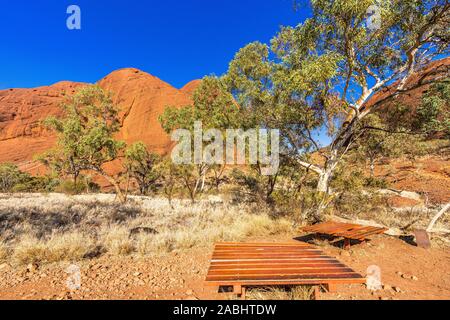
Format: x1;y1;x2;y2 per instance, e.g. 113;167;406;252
0;0;448;222
0;1;449;271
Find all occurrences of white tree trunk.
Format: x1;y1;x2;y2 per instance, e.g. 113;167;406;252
200;173;206;192
317;149;339;194
317;170;332;193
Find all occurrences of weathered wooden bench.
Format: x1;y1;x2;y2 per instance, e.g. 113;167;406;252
302;221;388;249
205;242;365;299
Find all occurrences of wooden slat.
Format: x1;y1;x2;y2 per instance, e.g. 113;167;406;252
208;267;355;276
206;273;364;282
210;258;338;264
215;243;313;248
210;261;345;270
205;242;366;290
206;278;366;286
212;251;324;257
302;221;387;241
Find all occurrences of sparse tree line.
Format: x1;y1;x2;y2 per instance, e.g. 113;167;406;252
0;76;447;218
0;0;448;219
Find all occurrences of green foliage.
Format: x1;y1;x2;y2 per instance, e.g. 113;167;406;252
159;77;241;200
230;157;308;207
415;80;450;137
40;85;127;202
41;85;125;176
0;163;59;193
0;163;29;193
351;114;417;175
364;176;389;189
157;158;182;206
333;190;388;217
13;175;59;193
160;76;240;133
125;142;161;195
223;39;339;156
55;176;100;195
230;169;268;203
331;165;389;192
223;0;448;201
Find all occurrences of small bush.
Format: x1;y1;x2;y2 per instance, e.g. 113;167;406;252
364;176;389;188
13;232;95;265
12;175;59;193
100;225;135;256
136;233;174;255
12;236;48;265
333;191;388;217
0;163;32;193
55;177;99;195
55;180;85;195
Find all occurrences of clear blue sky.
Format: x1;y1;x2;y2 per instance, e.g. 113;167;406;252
0;0;310;90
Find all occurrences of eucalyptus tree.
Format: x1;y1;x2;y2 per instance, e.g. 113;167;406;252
41;86;128;202
223;0;449;214
124;142;161;195
159;76;240;198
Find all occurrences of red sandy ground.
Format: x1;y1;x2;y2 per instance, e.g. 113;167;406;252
0;235;448;300
375;156;450;205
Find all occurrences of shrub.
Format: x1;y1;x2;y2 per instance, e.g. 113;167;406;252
230;168;278;204
100;225;135;256
12;175;59;193
333;191;388;217
125;142;161;195
55;177;100;195
0;163;31;193
364;176;389;189
13;232;95;265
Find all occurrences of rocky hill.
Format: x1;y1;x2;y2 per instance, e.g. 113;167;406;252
0;61;448;203
0;69;199;169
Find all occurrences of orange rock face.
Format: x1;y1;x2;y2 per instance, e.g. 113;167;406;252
0;69;196;168
180;79;202;96
0;81;85;164
98;68;194;155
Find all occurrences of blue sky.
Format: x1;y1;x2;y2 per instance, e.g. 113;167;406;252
0;0;310;90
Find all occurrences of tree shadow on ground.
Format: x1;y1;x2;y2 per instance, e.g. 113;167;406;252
293;234;364;249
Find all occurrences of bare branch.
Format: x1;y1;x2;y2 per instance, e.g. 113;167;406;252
295;159;324;175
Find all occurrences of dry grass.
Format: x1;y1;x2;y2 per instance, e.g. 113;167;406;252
343;204;449;232
0;193;294;264
0;240;8;262
100;225;135;256
246;286;314;300
12;232;96;265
